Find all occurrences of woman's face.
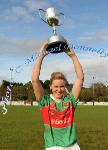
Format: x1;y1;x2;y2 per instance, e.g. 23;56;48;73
50;79;66;99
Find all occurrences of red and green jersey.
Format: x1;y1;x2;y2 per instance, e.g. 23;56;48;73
37;90;79;148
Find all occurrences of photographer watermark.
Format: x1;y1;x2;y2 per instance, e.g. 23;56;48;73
1;82;13;115
1;42;108;114
71;44;108;57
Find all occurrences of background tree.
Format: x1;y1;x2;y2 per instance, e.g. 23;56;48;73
80;87;93;103
90;83;108;102
43;80;50;95
0;80;108;102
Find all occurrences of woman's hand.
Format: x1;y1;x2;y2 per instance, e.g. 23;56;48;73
62;40;76;57
39;41;49;58
65;48;76;57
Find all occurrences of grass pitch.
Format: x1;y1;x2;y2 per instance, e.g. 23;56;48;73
0;106;108;150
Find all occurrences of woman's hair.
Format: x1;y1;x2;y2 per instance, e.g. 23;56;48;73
50;72;68;85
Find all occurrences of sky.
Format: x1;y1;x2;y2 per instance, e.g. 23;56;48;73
0;0;108;88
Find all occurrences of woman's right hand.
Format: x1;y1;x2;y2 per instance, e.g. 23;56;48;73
39;41;49;58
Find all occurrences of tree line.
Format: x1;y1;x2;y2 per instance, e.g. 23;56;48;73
0;80;108;102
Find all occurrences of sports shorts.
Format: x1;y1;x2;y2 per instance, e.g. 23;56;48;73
45;143;80;150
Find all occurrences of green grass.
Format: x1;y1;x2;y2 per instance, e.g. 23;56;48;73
0;106;108;150
75;106;108;150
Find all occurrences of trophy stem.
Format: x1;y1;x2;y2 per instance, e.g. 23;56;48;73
52;25;56;35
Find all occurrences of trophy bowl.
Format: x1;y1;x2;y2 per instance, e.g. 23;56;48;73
47;17;59;26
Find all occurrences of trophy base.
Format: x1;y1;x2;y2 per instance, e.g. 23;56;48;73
46;41;69;53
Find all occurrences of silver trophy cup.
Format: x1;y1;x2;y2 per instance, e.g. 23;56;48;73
38;7;68;53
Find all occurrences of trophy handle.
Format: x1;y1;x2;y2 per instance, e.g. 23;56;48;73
57;12;65;26
38;9;48;24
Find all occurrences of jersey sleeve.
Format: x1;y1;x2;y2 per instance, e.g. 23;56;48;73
37;95;50;108
69;90;80;108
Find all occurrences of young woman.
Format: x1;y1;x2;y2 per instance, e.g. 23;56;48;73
32;42;84;150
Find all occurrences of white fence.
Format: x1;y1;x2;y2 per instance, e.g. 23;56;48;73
1;101;108;106
79;102;108;106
